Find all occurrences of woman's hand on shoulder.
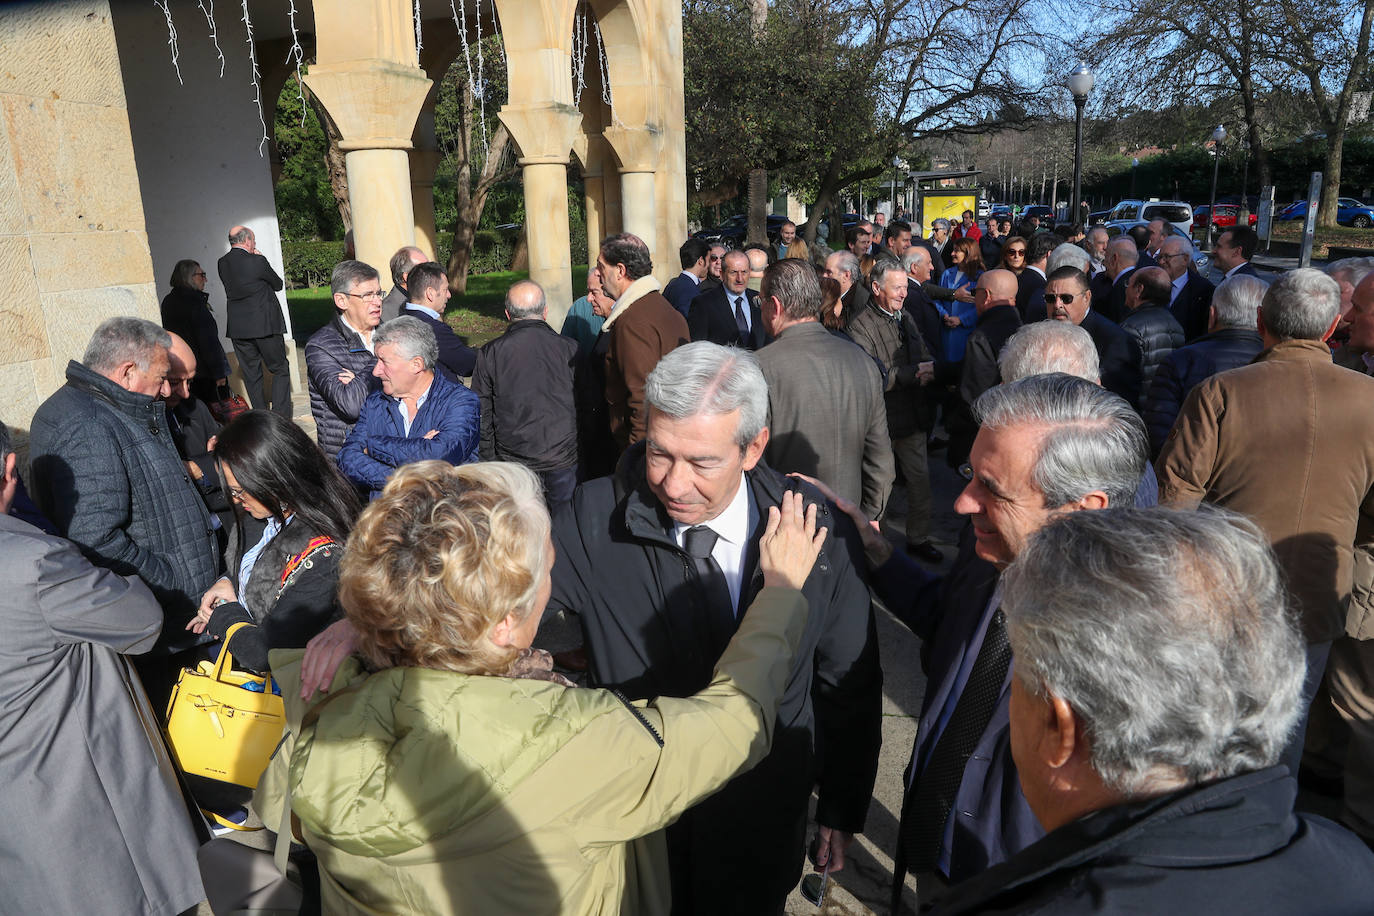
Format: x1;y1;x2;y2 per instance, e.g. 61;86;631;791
760;490;827;591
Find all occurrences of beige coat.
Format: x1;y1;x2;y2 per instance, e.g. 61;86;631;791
1157;339;1374;642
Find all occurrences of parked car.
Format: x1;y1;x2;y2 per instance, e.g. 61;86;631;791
1277;198;1374;228
990;204;1012;219
1019;204;1055;231
1192;204;1258;233
1104;199;1194;237
1087;210;1112;226
1104;221;1210;274
976;199;991;219
691;213;792;247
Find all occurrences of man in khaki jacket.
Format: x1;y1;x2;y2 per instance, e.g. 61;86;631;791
1157;268;1374;778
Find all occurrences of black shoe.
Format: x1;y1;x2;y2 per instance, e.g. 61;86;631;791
907;541;943;563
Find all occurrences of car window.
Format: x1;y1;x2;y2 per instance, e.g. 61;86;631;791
1145;205;1192;222
1339;198;1362;208
1114;203;1138;221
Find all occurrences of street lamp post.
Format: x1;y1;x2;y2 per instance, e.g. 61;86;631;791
1068;63;1094;229
1205;124;1227;251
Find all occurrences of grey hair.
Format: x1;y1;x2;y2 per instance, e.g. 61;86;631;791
998;322;1100;384
330;259;380;298
1211;274;1266;330
829;250;860;282
644;342;768;449
1004;506;1305;795
1087;226;1110;243
1326;257;1374;289
1047;242;1091;275
973;373;1145;507
760;259;822;322
373;315;438;371
228;226;253;245
870;259;907;289
504;279;547;320
900;248;930;271
82;317;171;374
932;218;951;232
1261;268;1341;340
389;246;426;286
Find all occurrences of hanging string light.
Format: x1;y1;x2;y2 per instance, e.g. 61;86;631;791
196;0;225;77
572;4;588;105
595;19;615;118
413;0;424;60
286;0;306;126
155;0;182;84
240;0;268;154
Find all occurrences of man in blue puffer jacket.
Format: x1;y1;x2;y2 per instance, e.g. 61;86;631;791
336;316;479;499
306;259;385;459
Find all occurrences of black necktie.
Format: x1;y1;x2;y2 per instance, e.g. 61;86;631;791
683;525;737;656
893;608;1013;898
733;296;749;338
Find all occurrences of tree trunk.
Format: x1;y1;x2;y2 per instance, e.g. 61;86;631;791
747;167;769;247
304;89;351;234
1318;132;1346;230
443;80;515;293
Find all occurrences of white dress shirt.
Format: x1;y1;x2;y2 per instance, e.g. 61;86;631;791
394;377;434;436
671;476;757;614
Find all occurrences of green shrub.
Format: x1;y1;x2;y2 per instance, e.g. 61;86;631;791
281;226;522;288
282;240;344;289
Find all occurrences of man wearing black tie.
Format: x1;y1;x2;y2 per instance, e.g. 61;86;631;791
688;250;767;349
811;374;1147;912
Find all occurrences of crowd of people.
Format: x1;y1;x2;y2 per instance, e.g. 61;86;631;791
6;212;1374;916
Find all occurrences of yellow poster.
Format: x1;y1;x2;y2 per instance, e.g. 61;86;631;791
919;191;977;228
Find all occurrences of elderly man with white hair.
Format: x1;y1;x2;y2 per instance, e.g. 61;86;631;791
1141;274;1266;456
1159;268;1374;777
927;507;1374;914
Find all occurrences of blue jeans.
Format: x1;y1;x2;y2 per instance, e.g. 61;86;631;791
540;465;578;512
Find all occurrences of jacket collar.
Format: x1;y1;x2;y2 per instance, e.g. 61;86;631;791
978;304;1019;325
601;275;662;330
330;314;371;352
1255;338;1335;365
64;359;166;423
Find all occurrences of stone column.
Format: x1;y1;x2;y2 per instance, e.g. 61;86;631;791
583;171;605;266
604;124;662;263
410;108;442;257
303;0;432;275
499;102;583;329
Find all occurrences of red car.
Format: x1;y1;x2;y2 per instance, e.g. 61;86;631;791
1192;204;1258;232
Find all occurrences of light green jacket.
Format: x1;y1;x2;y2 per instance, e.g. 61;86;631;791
255;586;809;915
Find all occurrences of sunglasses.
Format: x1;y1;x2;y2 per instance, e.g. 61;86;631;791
1044;292;1079;305
1005;248;1026;257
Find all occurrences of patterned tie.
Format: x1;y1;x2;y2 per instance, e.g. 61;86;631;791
683;525;737;655
733;296;750;338
892;608;1013;903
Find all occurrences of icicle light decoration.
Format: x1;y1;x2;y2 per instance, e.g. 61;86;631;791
156;0;183;85
197;0;225;77
414;0;424;60
286;0;307;127
240;0;268;154
595;19;615;117
473;0;488;150
572;4;588;105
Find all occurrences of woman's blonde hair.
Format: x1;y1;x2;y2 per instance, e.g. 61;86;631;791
340;460;552;675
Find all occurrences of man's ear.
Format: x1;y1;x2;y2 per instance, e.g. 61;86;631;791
1322;312;1342;344
1045;692;1078;769
741;426;770;472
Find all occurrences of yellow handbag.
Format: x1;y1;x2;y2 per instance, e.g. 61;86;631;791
164;621;285;790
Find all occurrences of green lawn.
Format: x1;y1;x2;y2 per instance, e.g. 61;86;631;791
288;266;590;348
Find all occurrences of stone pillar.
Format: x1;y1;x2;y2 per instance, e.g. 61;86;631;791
499;103;583;329
303;0;432;275
410;109;442;257
604;125;662;265
583;172;605;266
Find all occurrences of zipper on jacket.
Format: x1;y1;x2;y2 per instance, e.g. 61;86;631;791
610;688;664;747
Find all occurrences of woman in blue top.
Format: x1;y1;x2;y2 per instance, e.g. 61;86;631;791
935;237;984;366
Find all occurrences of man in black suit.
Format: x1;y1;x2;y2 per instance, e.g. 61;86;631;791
699;243;727;294
903;248;944;360
1014;233;1054;320
1045;265;1143;405
402;261;477;380
1094;237;1140;323
825;250;868;319
946;269;1023;465
1213;226;1262;281
217;224;290;417
1127;224;1158;269
687;249;766;349
1159;236;1216;340
663;238;710;318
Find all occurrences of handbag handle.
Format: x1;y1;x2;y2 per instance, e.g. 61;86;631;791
213;621;256;683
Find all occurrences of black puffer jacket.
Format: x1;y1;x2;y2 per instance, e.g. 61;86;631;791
1120;305;1185;405
305;315;381;458
1141;326;1264;455
473;318;579;471
29;361;219;632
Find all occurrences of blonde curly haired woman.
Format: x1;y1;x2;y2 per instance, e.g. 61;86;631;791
255;460;825;915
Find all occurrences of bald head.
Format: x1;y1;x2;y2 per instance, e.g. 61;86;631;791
976;269;1018;313
1127;266;1172;311
1106;238;1139;280
746;248;769;274
164;332;196;408
505;279;547;320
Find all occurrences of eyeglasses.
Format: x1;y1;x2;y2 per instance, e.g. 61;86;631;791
346;289;384;301
957;462;974;481
1044;292;1080;305
227;485;246;501
193;271;207;278
1157;252;1186;262
1005;249;1026;257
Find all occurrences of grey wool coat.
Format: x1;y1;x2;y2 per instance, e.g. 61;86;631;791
0;514;205;915
29;360;219;639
